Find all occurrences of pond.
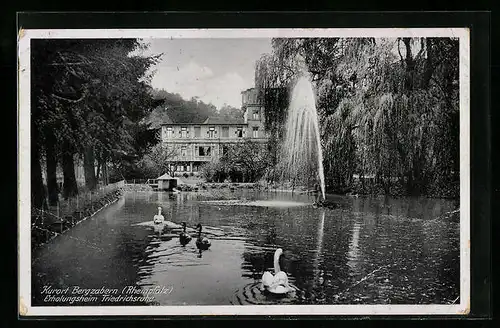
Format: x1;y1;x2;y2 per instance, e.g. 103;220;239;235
32;189;460;306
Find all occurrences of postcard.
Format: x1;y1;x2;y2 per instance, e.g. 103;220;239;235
18;27;470;316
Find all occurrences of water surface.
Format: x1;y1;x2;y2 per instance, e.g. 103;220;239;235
32;190;460;306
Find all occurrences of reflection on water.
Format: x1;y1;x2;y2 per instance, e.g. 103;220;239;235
347;220;361;273
32;190;460;306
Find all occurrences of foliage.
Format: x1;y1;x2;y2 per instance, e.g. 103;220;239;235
31;39;161;204
147;90;244;125
200;140;270;183
199;159;228;183
217;104;244;122
138;143;180;178
33;39;160;157
149;89;218;123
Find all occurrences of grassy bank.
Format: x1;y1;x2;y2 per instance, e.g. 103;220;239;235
122;177;459;200
328;178;460;199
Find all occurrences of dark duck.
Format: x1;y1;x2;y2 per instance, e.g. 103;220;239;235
179;222;192;246
195;223;211;251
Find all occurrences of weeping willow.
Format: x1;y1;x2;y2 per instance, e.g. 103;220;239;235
255;37;459;197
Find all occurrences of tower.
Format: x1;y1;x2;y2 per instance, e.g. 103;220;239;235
241;88;265;139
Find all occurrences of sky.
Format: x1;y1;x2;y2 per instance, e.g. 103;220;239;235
135;37;425;110
137;38;273;109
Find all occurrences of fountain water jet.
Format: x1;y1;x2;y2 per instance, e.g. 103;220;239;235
280;63;326;201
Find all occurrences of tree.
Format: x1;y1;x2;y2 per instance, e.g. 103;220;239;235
221;140;269;182
150;89;218;123
75;40;160;191
254;37;459;196
327;37;459;194
139;143;180;178
197;140;269;183
31;39;161;205
218;104;244;122
199;159;228;183
32;39;82;204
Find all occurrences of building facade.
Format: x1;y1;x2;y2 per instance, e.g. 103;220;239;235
159;88;268;175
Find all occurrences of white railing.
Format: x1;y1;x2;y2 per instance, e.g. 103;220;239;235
32;180;125;247
50;180;125;217
124;179;149;185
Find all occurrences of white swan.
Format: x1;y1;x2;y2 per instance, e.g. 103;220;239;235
261;248;294;294
153;207;165;224
152;206;183;229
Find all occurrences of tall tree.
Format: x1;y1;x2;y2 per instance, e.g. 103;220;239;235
139;143;180;178
254;37;459;196
150;89;218;123
218;104;244;122
31;39;161;205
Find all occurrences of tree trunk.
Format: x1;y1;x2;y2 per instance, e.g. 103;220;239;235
103;160;109;185
422;38;434;89
405;170;415;195
403;38;415;92
45;131;59;206
450;111;460;175
96;153;107;185
83;146;97;190
96;161;102;185
31;131;47;210
62;142;78;199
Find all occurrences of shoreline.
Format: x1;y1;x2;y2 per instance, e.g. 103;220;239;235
187;181;459;200
124;181;459;201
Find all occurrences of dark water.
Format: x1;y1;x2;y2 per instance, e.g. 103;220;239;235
32;190;460;306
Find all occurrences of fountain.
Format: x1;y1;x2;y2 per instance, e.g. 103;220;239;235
280;55;326;201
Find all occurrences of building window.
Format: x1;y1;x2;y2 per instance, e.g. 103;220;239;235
222;145;229;156
236;127;243;138
208;127;216;138
166;127;173;138
170;165;175;172
179;127;188;138
194;126;201;137
185;165;190;172
222;126;229;138
252;126;259;138
178;165;183;172
253;109;259;120
198;146;212;157
181;146;187;157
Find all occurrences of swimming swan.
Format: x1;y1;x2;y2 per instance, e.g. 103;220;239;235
261;248;294;294
179;222;192;246
152;206;182;229
195;223;211;250
153;207;165;224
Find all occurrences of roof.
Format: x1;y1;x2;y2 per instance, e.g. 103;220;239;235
241;87;256;94
157;173;175;180
202;116;245;125
144;106;246;127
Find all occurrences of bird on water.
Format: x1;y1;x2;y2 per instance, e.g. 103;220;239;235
261;248;294;295
179;222;192;246
195;223;211;250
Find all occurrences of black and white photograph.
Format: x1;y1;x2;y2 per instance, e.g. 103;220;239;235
18;28;470;316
